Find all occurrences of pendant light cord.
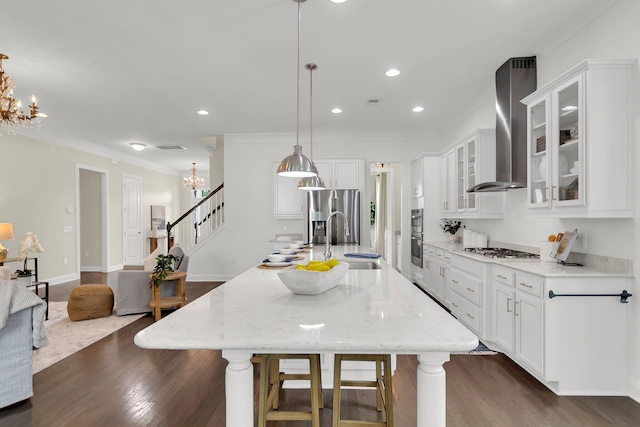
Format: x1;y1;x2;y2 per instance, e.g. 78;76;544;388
295;0;301;148
309;64;313;159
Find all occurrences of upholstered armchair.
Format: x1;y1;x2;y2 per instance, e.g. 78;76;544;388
115;245;189;316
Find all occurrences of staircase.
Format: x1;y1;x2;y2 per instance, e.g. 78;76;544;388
166;183;225;252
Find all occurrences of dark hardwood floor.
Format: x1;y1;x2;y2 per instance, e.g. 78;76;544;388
2;272;639;426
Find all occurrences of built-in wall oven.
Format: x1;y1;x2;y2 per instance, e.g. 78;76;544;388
410;209;423;267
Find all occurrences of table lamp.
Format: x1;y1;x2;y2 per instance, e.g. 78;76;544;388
0;223;14;262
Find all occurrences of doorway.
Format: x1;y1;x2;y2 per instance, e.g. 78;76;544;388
122;174;143;265
77;165;109;273
370;163;401;270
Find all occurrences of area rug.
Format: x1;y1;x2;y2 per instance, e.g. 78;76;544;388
451;341;498;355
32;301;145;374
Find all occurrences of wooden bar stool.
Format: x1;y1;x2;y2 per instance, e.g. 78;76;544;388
332;354;393;427
256;353;323;427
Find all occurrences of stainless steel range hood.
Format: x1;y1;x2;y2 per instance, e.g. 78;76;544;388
468;57;536;193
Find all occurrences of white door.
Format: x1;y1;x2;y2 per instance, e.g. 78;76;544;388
123;175;142;265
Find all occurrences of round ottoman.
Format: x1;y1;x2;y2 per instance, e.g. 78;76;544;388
67;284;114;321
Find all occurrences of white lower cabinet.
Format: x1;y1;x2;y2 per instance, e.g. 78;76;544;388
490;264;629;395
447;254;486;337
493;266;544;376
422;245;448;306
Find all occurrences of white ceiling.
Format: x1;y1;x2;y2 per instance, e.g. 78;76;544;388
3;0;620;176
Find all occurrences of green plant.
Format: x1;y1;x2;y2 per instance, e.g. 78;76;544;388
441;220;463;235
150;254;179;288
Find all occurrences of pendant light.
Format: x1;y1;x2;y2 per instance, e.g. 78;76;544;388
277;0;318;178
298;63;326;190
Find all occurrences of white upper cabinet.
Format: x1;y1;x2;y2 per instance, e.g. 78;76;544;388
274;162;304;218
440;129;503;218
522;59;635;218
411;157;424;199
314;159;361;190
273;158;363;218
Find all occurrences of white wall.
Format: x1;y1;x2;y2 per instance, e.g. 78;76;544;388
187;132;439;280
0;133;187;283
439;0;640;402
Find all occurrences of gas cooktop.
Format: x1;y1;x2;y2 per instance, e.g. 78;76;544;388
463;247;540;259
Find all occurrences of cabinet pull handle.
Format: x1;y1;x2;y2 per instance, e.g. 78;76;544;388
497;274;507;280
452;279;458;284
466;287;475;293
551;185;557;201
451;302;458;308
519;282;533;288
444;256;451;260
466;313;475;319
515;301;520;316
506;297;512;313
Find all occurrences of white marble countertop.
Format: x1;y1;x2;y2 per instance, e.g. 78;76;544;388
424;241;633;278
135;245;478;353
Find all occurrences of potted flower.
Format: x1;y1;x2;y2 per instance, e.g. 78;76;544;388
441;220;463;242
15;232;44;285
150;254;179;288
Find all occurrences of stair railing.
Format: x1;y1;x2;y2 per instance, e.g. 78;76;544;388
166;183;224;252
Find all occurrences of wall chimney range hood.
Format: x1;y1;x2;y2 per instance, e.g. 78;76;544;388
468;57;536;193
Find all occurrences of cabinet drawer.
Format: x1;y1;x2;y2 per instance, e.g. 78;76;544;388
434;249;445;259
449;268;482;306
493;266;514;287
450;254;483;276
449;291;482;336
425;245;436;255
515;272;544;298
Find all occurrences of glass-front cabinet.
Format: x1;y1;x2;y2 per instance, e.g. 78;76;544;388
527;76;583;208
439;129;503;218
528;97;549;206
555;78;583;206
523;59;633;218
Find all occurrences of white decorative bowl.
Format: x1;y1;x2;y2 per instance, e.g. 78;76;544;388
279;248;295;255
277;262;349;295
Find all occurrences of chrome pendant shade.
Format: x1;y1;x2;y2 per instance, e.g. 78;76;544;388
277;0;318;179
278;146;318;177
298;174;326;190
298;63;325;190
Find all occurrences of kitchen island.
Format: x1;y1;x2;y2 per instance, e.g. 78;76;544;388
134;245;478;427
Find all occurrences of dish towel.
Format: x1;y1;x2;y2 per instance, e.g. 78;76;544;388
344;253;380;259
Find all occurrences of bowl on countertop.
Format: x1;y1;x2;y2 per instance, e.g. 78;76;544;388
277;262;349;295
268;254;287;263
279;248;296;255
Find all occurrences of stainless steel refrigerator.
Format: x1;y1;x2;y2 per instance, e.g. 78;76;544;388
304;189;360;245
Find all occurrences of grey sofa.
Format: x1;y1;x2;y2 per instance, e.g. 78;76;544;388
0;307;34;408
115;245;189;316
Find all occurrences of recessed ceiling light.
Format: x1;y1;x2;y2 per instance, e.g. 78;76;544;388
331;0;348;3
385;69;400;77
412;106;424;113
197;110;209;116
331;108;343;114
129;142;146;151
561;105;578;111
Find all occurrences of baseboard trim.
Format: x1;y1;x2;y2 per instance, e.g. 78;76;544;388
629;376;640;403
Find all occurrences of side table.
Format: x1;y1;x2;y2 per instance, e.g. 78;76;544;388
148;271;187;321
27;281;49;320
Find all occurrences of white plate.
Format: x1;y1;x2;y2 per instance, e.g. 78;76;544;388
264;261;292;267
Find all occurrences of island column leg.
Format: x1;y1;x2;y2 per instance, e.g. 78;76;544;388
222;350;254;427
417;352;450;427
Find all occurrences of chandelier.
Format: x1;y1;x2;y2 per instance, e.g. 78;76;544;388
0;53;41;134
184;162;206;191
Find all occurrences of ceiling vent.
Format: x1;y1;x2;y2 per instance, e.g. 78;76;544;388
155;145;187;150
367;99;380;105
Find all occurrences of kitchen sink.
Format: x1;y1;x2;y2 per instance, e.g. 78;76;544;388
348;261;381;270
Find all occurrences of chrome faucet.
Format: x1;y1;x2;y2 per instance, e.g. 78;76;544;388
325;211;350;261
